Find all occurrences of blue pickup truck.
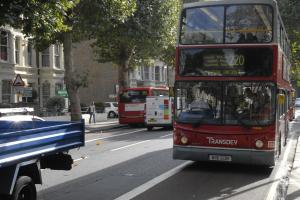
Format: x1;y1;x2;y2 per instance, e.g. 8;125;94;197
0;120;85;200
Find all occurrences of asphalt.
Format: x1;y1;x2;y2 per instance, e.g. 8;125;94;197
83;115;300;200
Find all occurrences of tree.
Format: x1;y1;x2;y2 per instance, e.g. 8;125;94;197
90;0;181;91
1;0;136;121
278;0;300;83
46;96;66;114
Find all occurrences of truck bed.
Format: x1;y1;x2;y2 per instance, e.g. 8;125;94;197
0;121;85;168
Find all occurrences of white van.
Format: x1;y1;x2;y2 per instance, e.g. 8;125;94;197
145;96;173;130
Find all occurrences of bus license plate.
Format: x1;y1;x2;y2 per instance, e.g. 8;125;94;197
209;155;232;162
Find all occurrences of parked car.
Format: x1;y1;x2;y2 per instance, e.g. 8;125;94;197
0;115;45;121
104;102;118;118
296;98;300;107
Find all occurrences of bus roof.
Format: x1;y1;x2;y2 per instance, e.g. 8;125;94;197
183;0;277;8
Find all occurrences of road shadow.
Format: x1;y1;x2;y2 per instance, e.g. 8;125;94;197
37;149;273;200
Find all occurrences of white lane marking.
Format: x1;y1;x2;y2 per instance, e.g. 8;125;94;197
114;161;192;200
160;134;173;138
111;140;151;152
73;156;89;162
85;130;144;143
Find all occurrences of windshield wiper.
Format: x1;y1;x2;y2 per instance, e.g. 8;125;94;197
232;111;251;128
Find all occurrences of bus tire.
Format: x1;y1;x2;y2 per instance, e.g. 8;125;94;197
147;126;153;131
12;176;36;200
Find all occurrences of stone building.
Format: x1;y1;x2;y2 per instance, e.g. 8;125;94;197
0;26;65;108
72;41;171;106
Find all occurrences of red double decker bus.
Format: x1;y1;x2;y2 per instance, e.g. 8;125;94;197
118;87;169;125
173;0;292;166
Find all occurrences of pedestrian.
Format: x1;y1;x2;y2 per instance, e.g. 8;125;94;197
89;101;96;124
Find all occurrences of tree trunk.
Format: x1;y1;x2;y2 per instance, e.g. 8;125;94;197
118;63;129;92
63;31;82;121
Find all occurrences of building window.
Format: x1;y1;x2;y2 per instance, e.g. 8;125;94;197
140;66;144;80
2;80;11;103
42;81;50;106
155;66;160;81
144;66;150;80
54;44;60;68
27;40;33;66
0;31;8;61
152;67;155;81
15;37;20;64
41;48;50;67
162;67;165;82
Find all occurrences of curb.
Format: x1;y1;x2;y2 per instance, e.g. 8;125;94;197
275;129;299;200
85;124;127;133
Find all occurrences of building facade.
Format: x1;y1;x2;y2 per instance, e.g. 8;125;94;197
0;26;65;108
73;41;172;105
128;61;170;88
72;41;119;106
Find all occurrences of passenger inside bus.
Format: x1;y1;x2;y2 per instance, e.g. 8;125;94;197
246;33;258;43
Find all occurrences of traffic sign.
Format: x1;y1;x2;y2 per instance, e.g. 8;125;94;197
57;90;68;97
12;74;25;87
23;87;33;97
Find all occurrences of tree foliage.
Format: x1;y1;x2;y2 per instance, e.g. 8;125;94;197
46;96;66;113
1;0;136;121
278;0;300;83
90;0;181;89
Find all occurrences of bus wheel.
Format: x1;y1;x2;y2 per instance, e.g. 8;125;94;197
12;176;36;200
147;126;153;131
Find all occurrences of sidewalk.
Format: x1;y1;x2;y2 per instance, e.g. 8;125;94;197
85;119;127;133
286;134;300;200
284;111;300;200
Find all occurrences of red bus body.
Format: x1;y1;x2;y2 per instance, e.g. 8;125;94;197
118;87;169;125
173;0;293;166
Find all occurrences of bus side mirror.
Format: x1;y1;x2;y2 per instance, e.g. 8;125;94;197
277;94;285;105
292;91;295;98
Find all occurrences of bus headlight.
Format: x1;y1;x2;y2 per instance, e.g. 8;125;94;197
181;136;188;144
255;140;264;148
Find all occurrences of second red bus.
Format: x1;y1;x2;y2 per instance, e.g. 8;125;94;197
118;87;169;125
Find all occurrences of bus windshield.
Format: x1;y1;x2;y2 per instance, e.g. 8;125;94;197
179;47;273;77
180;4;273;44
119;90;148;103
175;81;275;126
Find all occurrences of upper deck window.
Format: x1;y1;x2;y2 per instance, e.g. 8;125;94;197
180;4;273;44
119;90;148;103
